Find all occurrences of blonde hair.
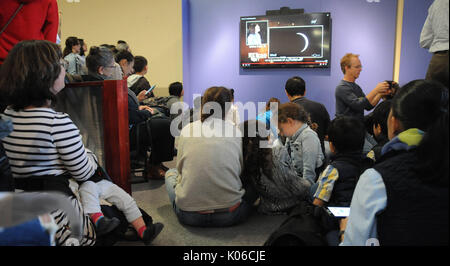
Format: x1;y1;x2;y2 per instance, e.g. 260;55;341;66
340;53;359;74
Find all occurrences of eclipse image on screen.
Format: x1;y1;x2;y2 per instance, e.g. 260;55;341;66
269;26;323;57
240;12;331;68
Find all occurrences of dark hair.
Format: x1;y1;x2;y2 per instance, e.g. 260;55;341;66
0;40;62;110
201;86;232;122
100;44;118;55
78;39;86;57
169;82;183;97
115;50;134;64
117;40;127;45
133;56;148;73
230;89;235;101
391;79;448;186
86;46;114;74
371;100;391;137
285;76;306;97
241;120;274;187
63;36;79;58
278;102;311;125
266;97;280;111
248;23;256;32
327;116;365;153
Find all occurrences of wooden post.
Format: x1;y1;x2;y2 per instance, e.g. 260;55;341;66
102;80;131;194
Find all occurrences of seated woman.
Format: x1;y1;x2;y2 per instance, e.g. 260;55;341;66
340;80;448;246
165;87;254;227
115;50;134;79
277;103;325;184
0;40;163;245
240;120;311;215
83;46;174;179
63;36;86;75
0;40;97;246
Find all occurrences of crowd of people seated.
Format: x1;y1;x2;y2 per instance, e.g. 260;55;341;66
0;33;448;246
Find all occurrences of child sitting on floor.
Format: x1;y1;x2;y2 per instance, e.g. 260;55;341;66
366;100;391;162
311;116;373;208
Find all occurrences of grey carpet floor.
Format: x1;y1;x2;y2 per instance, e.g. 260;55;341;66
115;158;287;246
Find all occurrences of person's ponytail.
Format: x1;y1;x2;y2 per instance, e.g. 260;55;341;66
416;111;448;186
415;89;449;186
85;46;113;74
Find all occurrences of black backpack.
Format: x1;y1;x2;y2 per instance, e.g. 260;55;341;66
264;201;336;246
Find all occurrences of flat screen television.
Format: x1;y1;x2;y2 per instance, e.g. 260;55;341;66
240;12;332;69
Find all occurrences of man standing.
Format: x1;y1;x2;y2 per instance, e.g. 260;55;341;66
285;76;330;155
335;53;389;121
420;0;449;88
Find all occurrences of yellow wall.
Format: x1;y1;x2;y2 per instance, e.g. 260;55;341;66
57;0;183;97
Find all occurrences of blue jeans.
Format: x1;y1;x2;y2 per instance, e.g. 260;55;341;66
165;169;253;227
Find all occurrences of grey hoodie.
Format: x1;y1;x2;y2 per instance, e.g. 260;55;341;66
127;74;144;88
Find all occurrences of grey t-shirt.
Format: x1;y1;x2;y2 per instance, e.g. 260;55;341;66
174;119;244;211
335;80;374;121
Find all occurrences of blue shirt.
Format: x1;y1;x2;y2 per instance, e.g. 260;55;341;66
340;168;387;246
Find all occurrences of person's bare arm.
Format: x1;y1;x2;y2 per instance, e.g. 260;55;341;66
366;82;389;107
313;198;326;207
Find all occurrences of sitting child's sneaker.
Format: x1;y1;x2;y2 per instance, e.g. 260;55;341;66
142;222;164;245
95;216;120;236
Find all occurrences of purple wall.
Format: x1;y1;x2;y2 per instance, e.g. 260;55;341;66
183;0;398;118
398;0;433;86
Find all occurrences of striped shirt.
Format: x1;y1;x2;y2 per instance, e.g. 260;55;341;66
1;107;98;245
2;107;97;181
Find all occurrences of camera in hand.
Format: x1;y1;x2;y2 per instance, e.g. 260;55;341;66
384;80;399;99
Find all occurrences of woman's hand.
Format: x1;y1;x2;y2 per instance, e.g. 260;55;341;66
139;105;154;114
137;90;148;102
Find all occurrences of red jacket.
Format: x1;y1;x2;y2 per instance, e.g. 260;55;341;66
0;0;59;64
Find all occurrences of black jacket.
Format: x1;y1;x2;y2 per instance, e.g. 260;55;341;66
327;152;373;207
128;89;152;126
129;76;154;98
374;150;449;246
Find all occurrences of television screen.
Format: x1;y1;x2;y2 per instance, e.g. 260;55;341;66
240;12;331;69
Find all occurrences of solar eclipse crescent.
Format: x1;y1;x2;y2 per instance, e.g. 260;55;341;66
296;32;309;53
